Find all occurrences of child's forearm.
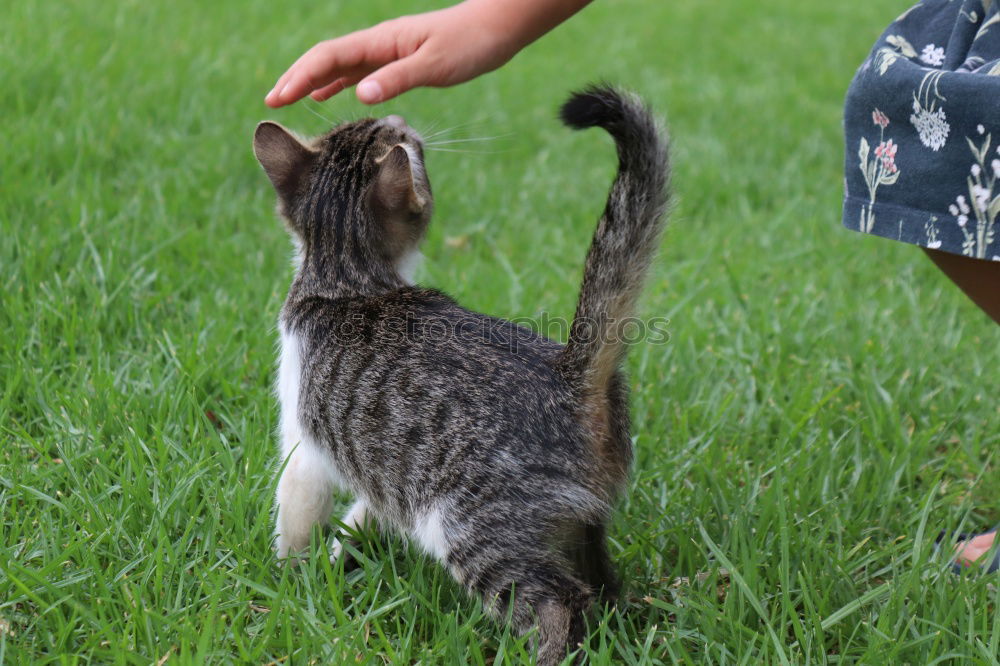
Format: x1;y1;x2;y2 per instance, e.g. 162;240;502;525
464;0;593;52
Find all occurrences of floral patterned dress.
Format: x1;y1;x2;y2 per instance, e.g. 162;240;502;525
844;0;1000;261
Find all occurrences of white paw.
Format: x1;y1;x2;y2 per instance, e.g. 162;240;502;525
276;538;306;567
329;538;344;564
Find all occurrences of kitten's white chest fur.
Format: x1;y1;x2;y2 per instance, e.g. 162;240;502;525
395;249;422;285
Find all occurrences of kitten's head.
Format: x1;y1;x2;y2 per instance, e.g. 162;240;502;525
253;115;432;282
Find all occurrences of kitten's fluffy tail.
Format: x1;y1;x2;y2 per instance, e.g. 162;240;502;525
557;85;671;398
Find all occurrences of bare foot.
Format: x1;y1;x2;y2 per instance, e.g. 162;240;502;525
953;530;998;568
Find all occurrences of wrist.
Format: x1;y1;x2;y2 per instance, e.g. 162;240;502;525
458;0;592;52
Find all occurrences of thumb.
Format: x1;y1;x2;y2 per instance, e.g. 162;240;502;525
356;53;430;104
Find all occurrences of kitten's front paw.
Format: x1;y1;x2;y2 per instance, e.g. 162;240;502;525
275;539;306;567
329;538;362;571
330;538;345;563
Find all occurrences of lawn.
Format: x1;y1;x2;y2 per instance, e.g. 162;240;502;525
3;0;999;663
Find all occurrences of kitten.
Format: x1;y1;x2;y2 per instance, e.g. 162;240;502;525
253;85;670;665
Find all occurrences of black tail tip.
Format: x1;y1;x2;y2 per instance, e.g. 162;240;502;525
559;84;625;130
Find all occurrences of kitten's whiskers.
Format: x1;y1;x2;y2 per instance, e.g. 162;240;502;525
424;133;512;146
303;100;336;126
421;120;492;141
423;147;508;154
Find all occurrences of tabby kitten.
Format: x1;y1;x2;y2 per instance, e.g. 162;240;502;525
253;86;669;665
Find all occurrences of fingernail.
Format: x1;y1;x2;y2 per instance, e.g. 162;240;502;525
279;82;291;99
357;80;383;104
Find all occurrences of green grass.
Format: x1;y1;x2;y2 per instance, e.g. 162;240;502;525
3;0;999;663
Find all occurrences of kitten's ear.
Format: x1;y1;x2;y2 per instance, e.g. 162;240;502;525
253;122;316;205
374;145;427;217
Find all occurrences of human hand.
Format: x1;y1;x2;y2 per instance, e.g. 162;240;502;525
265;3;519;107
265;0;591;107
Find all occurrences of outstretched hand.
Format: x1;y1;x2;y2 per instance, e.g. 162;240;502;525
265;0;592;107
265;4;519;107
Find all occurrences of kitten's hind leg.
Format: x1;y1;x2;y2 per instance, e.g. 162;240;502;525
463;553;592;666
330;499;370;564
274;441;336;562
535;595;590;666
506;568;591;666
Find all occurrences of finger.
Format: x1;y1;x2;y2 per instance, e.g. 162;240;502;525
265;47;345;108
266;31;388;107
304;66;373;101
265;50;318;107
355;52;430;105
310;77;356;102
266;58;299;106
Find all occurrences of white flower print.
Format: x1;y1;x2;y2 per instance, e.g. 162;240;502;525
950;196;971;227
910;100;950;151
910;71;950;152
973;183;991;211
920;43;946;66
950;133;1000;259
925;217;942;249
